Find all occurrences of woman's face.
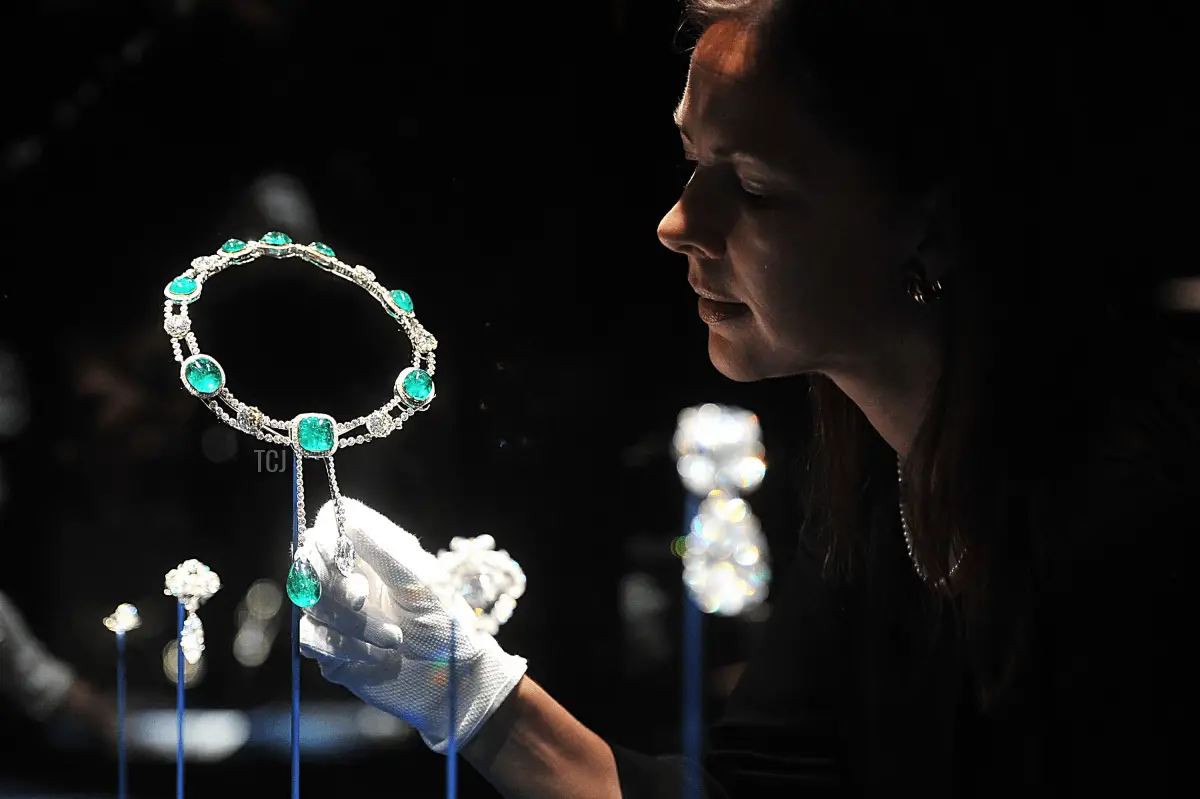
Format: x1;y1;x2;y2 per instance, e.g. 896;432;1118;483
659;20;932;383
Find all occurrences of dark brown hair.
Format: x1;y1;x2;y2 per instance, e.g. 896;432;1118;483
681;0;1192;706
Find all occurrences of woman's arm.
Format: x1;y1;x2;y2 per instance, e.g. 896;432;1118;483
462;675;622;799
461;536;849;798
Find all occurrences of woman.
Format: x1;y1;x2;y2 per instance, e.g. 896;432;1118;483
297;1;1197;795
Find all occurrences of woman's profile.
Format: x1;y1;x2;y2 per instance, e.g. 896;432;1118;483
295;1;1198;795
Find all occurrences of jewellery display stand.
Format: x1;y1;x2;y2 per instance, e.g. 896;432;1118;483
103;604;142;799
163;560;220;799
673;403;771;798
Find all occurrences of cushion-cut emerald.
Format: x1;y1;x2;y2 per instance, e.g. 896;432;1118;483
310;241;335;257
389;289;414;313
169;276;198;295
221;238;247;253
184;357;223;395
296;415;336;453
402;369;434;403
286;558;321;607
261;231;293;246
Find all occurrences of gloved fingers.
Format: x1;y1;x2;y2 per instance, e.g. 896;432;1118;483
298;537;402;649
305;520;371;612
313;497;461;616
303;595;404;650
298;615;392;666
296;552;397;650
387;602;486;663
316;498;434;591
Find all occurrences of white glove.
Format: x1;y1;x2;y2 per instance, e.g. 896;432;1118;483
298;497;528;754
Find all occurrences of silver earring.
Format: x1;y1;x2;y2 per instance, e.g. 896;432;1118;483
907;265;944;305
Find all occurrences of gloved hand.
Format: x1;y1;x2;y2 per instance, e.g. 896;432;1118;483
298;497;528;754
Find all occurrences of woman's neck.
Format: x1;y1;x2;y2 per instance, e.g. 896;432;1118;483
825;323;943;460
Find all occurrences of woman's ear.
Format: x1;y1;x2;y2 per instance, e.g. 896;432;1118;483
912;184;961;284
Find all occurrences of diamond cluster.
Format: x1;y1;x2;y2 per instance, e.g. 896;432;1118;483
164;558;221;612
103;603;142;634
164;559;222;665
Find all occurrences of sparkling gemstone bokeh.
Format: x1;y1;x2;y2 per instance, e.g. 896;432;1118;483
436;534;526;636
674;403;772;616
682;492;771;616
674;403;766;496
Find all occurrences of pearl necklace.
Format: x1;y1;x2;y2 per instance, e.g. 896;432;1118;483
897;457;963;586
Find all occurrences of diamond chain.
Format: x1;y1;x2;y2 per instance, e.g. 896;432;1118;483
324;457;357;577
294;450;307;555
897;457;964;587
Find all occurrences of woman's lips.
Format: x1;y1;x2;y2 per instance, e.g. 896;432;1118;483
697;297;751;324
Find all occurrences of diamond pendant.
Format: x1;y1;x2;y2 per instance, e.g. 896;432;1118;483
324;459;357;577
334;534;357;578
180;612;205;665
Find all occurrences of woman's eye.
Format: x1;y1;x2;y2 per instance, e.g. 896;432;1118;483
675;157;779;207
739;182;777;206
678;159;698;183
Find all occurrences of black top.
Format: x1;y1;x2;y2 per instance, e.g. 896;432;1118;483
612;360;1199;796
